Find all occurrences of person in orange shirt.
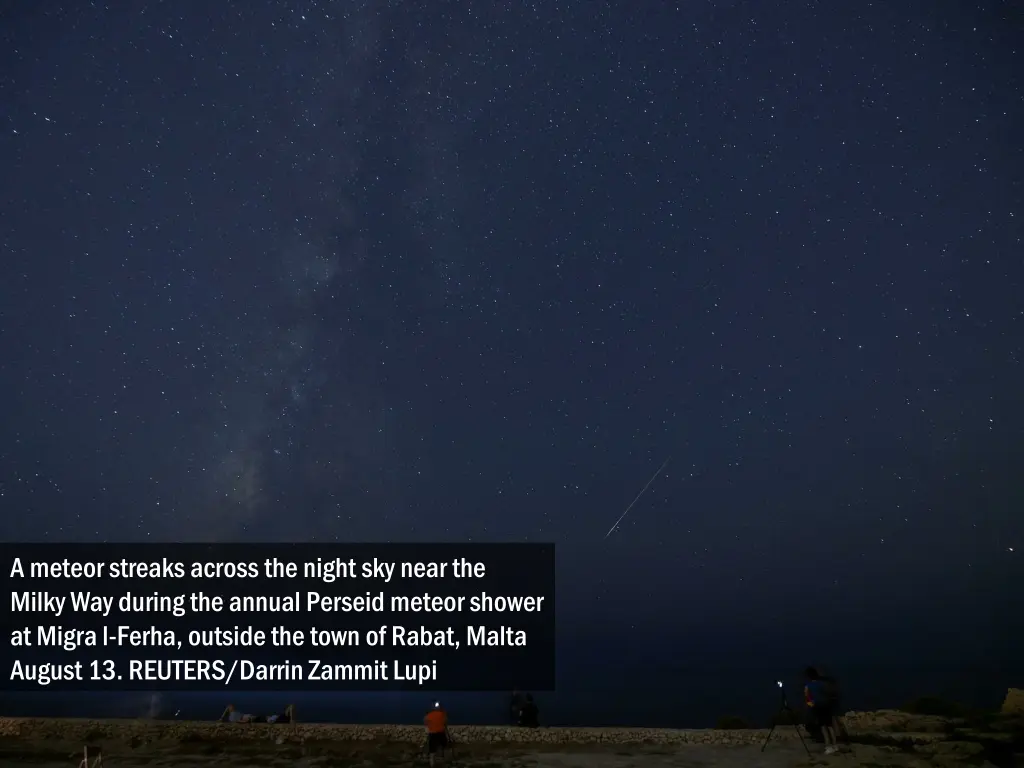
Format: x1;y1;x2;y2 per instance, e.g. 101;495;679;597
423;701;449;766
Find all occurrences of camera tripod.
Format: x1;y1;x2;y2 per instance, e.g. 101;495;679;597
760;685;811;755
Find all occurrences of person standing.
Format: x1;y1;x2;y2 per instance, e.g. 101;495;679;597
819;671;849;747
804;667;838;754
424;701;449;767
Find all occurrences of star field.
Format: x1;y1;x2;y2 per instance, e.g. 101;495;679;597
1;0;1021;723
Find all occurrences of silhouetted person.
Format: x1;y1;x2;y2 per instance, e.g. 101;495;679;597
509;689;525;724
424;701;449;767
804;667;837;754
518;694;539;727
819;671;849;745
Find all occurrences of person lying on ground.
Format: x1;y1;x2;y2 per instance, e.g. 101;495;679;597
265;704;295;724
220;703;294;723
220;704;254;723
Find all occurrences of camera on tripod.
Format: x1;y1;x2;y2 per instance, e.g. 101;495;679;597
772;679;792;708
761;678;810;755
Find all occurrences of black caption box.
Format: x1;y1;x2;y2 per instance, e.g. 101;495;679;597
1;543;555;692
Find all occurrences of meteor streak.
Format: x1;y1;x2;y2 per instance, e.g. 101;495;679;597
604;456;672;538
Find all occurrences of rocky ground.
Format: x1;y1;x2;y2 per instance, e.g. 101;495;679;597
0;709;1019;768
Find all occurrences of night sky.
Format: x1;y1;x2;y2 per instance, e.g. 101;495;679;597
1;1;1021;725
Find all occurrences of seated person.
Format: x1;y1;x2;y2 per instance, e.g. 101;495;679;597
423;701;449;767
509;689;525;724
518;694;539;727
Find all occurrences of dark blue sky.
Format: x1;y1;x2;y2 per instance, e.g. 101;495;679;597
1;0;1021;723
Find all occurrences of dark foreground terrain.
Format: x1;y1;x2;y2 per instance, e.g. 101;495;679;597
0;710;1019;768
